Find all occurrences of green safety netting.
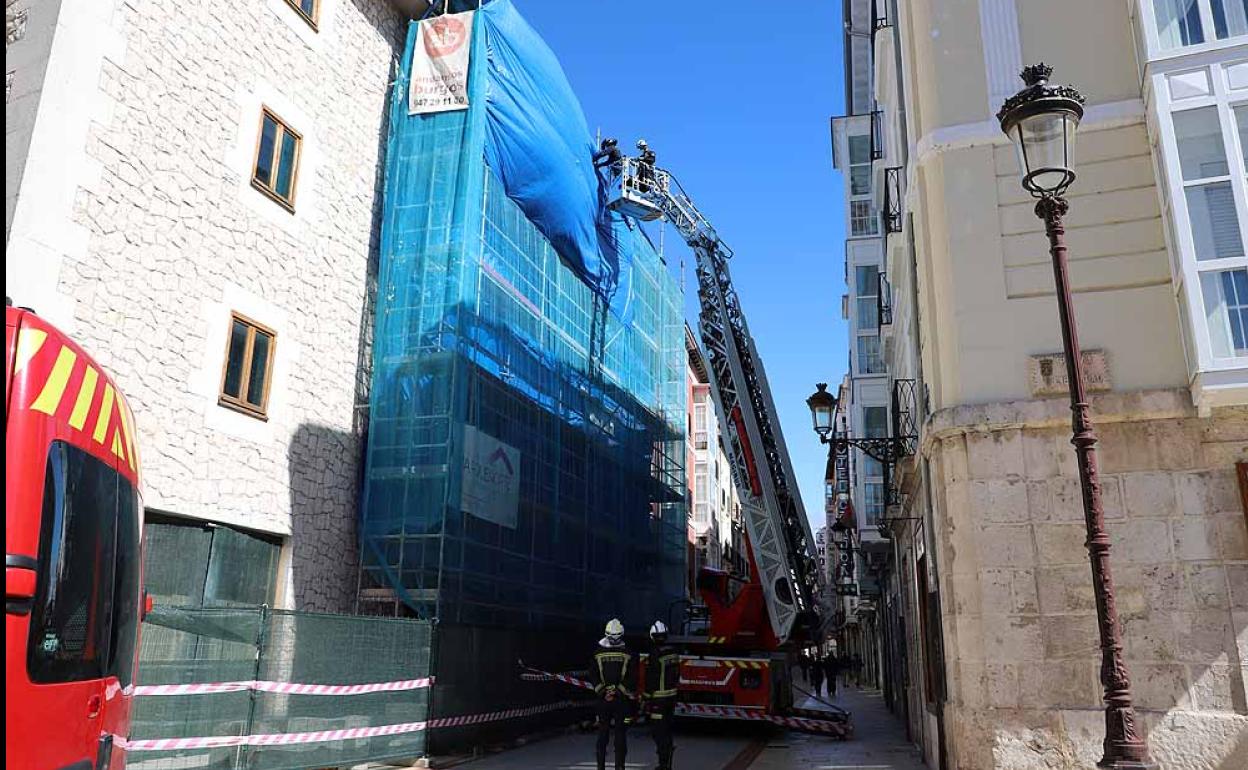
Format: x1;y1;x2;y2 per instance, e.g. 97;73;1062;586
130;607;433;770
359;7;688;634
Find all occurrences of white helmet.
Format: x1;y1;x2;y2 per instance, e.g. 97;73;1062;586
636;138;649;150
605;618;625;642
649;620;668;640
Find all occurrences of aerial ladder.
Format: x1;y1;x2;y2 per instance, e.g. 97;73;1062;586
604;154;849;736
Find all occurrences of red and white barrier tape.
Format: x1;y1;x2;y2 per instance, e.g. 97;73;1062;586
519;670;595;690
521;666;850;737
674;702;849;734
119;699;589;752
132;676;434;697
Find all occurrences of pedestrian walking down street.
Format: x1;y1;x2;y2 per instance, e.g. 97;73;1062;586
591;619;634;770
811;655;826;698
643;621;680;770
824;654;840;697
799;655;810;685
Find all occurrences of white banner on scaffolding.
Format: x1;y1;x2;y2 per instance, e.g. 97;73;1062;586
461;425;520;529
408;10;474;114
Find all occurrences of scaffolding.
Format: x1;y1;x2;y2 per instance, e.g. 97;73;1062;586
359;15;687;635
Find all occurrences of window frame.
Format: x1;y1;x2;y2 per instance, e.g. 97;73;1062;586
250;107;303;212
284;0;320;31
218;312;278;420
1153;58;1248;374
1145;0;1248;57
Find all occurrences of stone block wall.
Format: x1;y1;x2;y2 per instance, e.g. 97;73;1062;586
15;0;406;613
926;389;1248;769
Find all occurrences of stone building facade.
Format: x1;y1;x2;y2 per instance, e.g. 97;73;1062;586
834;1;1248;768
6;0;423;613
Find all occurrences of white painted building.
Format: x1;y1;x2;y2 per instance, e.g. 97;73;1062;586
5;0;432;613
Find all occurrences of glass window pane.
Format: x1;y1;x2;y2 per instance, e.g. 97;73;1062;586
857;335;883;374
1235;104;1248;174
848;135;871;164
300;0;317;16
863;406;888;437
1200;268;1248;356
851;166;871;196
246;330;272;407
856;266;880;296
27;442;119;683
1212;0;1248;39
851;200;878;236
864;483;884;524
1185;182;1245;260
275;131;298;200
857;297;877;327
1174;107;1229;181
223;320;248;398
862;455;884;478
1153;0;1205;49
254;115;277;186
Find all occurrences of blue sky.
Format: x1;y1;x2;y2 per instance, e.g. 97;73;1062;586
518;2;850;528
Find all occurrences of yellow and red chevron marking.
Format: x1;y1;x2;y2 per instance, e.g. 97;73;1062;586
16;330;140;478
716;659;768;669
706;636;728;644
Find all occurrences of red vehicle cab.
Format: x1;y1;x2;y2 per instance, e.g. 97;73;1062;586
6;305;143;770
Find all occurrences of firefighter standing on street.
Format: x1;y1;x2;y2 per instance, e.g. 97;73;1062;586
591;619;634;770
643;621;680;770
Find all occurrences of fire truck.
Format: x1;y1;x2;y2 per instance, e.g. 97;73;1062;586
6;303;145;769
607;157;849;735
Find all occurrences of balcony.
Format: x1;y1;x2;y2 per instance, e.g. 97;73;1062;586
871;0;892;33
883;166;903;234
876;271;893;329
880;378;920;524
869;110;885;161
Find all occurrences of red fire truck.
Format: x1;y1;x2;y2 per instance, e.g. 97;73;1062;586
6;304;144;769
608;157;848;736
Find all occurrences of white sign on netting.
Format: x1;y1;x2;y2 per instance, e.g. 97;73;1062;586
461;425;520;529
408;10;474;115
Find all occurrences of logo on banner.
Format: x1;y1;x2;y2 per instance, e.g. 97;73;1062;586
424;15;468;57
409;10;474;114
461;425;520;529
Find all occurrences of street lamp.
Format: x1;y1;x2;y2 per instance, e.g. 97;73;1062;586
998;64;1156;770
806;382;837;440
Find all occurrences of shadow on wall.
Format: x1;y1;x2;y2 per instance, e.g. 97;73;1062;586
288;423;362;614
1221;727;1248;769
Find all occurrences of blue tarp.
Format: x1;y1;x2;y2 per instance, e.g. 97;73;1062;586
476;0;633;318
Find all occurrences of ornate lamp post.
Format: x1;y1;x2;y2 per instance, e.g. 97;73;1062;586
998;64;1156;770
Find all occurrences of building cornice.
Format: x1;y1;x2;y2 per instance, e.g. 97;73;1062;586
910;98;1146;174
920;387;1199;457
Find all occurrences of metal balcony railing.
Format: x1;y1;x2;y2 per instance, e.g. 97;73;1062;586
891;378;919;454
881;378;920;515
870;109;884;161
883;166;903;234
876;271;893;329
872;0;892;32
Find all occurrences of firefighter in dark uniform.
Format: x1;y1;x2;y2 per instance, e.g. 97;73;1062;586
644;620;680;770
591;618;633;770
